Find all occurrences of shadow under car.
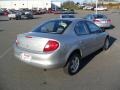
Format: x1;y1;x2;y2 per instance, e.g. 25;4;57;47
76;36;116;74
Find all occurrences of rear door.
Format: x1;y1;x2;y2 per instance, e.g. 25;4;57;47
74;21;97;57
85;21;105;50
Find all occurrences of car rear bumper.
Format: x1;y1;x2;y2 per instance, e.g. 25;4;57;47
95;23;111;28
14;46;65;69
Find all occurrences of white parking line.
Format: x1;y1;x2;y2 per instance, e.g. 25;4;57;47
0;47;12;59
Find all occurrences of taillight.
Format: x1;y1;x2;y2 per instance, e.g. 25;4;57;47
43;40;59;52
25;36;32;38
93;19;100;22
107;19;112;23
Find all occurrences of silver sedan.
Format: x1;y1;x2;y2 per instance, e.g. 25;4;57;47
84;14;112;28
14;18;110;75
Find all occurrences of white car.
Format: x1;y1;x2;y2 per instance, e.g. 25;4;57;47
8;10;33;20
8;13;16;18
8;11;22;20
94;6;108;11
83;6;93;10
14;18;110;75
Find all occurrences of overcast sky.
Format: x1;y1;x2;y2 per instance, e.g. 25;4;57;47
52;0;120;3
52;0;92;3
1;0;120;3
52;0;97;3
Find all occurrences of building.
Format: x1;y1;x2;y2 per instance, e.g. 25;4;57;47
51;1;62;10
0;0;51;10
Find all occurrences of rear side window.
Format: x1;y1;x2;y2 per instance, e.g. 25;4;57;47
86;21;102;33
94;14;107;19
74;21;89;35
33;20;72;34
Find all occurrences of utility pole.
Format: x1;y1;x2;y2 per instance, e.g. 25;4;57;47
96;0;98;14
27;0;28;9
69;0;71;10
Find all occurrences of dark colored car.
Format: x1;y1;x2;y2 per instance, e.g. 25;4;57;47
60;14;75;18
8;10;34;20
62;9;75;14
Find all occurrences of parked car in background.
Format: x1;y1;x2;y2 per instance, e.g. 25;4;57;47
60;14;75;18
83;6;93;10
62;9;75;14
21;11;34;19
14;18;110;75
39;8;47;14
32;9;39;15
3;10;9;16
8;10;22;20
8;10;33;20
94;6;108;11
84;14;112;28
32;8;47;15
0;8;9;16
0;9;4;15
54;9;75;14
47;8;54;13
53;10;62;14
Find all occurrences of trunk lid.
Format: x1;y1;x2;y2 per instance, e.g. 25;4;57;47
95;18;108;23
17;32;50;52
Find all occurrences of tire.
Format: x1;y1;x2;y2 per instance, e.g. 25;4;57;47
64;53;81;75
103;37;110;50
9;18;11;20
16;17;18;20
16;16;21;20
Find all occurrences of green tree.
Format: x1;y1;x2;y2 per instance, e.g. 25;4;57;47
62;1;79;10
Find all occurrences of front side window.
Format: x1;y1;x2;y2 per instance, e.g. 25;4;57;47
86;21;102;33
74;21;88;35
33;20;72;34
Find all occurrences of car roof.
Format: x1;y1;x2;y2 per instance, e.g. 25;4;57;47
50;18;84;22
61;14;74;15
88;13;106;16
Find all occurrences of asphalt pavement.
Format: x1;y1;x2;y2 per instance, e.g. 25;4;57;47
0;10;120;90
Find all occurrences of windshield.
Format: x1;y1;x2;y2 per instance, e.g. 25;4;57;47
33;20;72;34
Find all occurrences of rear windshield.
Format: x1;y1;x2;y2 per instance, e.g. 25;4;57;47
33;20;72;34
94;15;107;19
62;15;75;18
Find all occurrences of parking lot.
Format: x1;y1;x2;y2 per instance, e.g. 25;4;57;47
0;10;120;90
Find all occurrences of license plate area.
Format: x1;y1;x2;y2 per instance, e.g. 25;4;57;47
21;53;31;61
102;21;107;23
